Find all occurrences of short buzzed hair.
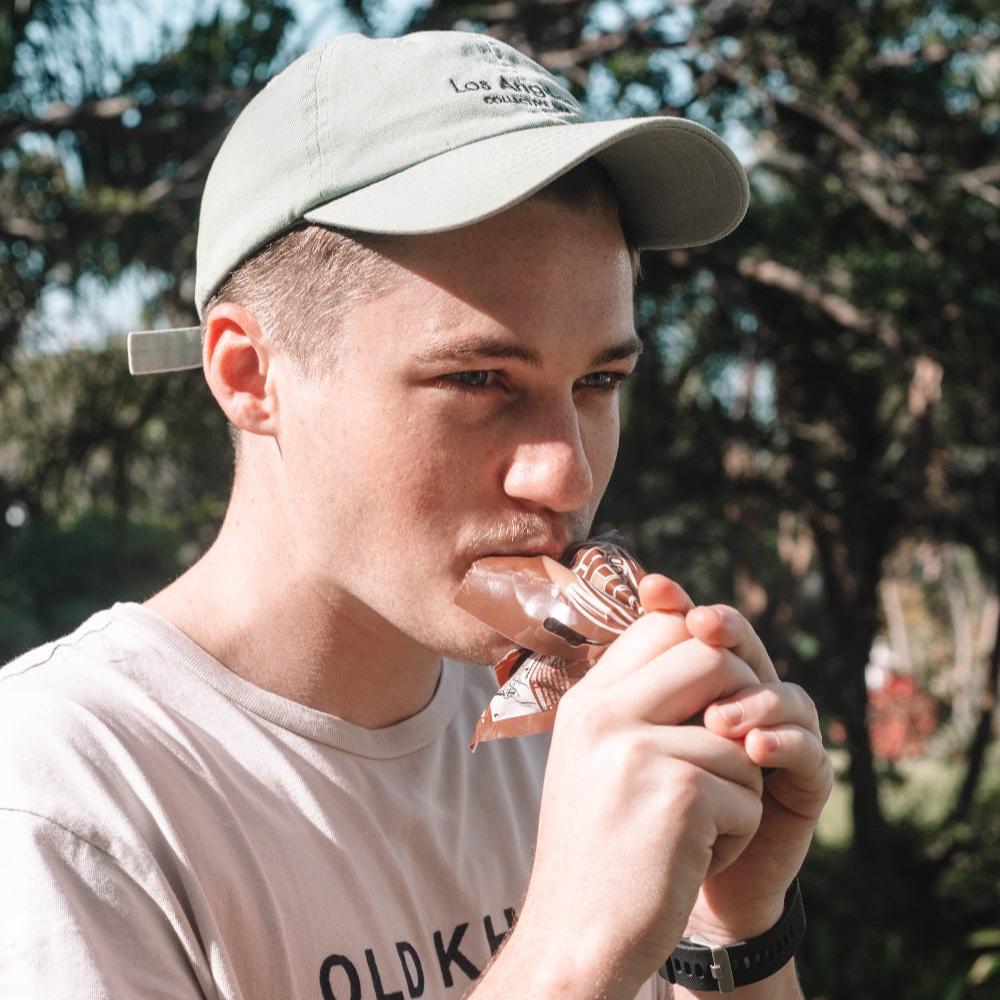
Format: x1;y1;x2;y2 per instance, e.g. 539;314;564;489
202;158;639;379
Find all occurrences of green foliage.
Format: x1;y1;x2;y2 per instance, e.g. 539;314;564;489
0;0;298;358
0;344;233;526
804;750;1000;999
0;508;186;662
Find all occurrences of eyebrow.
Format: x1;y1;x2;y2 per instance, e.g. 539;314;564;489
413;334;644;368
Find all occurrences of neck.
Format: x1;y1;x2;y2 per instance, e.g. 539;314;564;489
146;470;442;730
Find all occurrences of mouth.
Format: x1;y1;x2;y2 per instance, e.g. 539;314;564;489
477;540;572;562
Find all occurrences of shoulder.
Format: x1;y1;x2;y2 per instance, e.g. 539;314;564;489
0;606;192;840
1;606;131;742
0;605;160;741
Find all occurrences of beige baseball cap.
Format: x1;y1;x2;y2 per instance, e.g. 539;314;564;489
127;30;749;376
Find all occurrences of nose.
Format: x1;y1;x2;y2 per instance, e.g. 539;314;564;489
501;399;595;514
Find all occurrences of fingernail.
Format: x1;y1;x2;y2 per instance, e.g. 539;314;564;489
716;702;743;726
758;732;779;752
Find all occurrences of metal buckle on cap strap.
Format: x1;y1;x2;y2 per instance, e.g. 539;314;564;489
127;327;203;375
688;936;736;993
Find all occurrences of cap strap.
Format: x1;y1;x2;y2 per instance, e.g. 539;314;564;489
127;327;203;375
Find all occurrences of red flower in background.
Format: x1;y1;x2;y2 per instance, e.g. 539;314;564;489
867;672;938;760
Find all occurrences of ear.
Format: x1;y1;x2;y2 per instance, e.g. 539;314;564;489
203;302;278;437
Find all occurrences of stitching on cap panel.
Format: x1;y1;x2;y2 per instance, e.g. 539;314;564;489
312;48;324;178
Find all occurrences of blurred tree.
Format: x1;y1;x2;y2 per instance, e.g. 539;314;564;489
1;0;299;650
1;0;301;355
0;343;233;659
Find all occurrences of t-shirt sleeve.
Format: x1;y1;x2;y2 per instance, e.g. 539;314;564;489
0;808;206;1000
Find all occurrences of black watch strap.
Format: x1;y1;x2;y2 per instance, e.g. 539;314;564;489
658;880;806;993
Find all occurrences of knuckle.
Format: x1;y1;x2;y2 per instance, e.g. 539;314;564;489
788;682;820;727
617;610;687;658
643;609;687;639
611;729;660;779
556;686;615;739
700;643;731;672
665;762;708;815
753;685;784;717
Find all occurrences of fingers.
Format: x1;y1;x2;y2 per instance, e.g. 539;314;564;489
585;575;695;690
648;743;765;877
750;726;834;819
613;640;761;726
686;604;779;683
586;606;691;689
703;683;833;818
637;725;765;795
684;770;764;878
744;725;828;785
703;683;820;739
639;573;695;615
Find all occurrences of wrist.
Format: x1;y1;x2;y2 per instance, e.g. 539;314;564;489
683;899;785;945
672;963;802;999
662;880;805;994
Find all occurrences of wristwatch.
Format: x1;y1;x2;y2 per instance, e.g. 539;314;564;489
658;880;806;993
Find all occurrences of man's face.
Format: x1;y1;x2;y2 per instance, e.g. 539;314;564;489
274;195;639;664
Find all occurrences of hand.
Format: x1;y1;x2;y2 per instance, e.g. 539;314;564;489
669;598;834;943
500;576;771;999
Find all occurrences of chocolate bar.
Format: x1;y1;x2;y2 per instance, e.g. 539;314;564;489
453;534;646;749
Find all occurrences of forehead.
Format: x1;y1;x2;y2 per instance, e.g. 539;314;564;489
343;196;638;363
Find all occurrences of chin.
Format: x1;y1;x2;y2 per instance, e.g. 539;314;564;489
425;617;512;668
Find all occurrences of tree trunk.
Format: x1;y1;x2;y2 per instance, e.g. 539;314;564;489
949;625;1000;824
810;517;889;858
842;626;890;858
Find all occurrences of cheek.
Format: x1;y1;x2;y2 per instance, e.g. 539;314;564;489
584;408;620;499
346;412;487;535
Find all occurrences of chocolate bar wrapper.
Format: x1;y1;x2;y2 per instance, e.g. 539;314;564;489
453;535;646;749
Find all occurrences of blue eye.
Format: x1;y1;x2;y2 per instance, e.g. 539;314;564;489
443;370;503;390
452;371;493;387
577;372;627;391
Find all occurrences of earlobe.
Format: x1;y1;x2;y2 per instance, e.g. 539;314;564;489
203;303;278;437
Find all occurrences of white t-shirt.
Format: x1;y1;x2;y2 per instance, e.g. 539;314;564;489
0;603;666;999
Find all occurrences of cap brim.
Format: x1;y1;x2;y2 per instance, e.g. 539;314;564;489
304;117;748;250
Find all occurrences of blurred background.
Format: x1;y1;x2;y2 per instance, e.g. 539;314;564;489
1;0;997;996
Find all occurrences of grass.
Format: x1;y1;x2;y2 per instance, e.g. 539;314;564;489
814;742;1000;848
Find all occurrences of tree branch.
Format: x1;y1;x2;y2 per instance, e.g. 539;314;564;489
136;132;225;208
539;21;655;72
1;86;257;146
0;210;64;242
735;257;902;349
865;36;995;72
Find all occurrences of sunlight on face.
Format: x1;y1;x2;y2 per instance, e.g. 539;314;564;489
273;195;639;664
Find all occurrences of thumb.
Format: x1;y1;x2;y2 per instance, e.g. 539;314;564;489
638;573;695;616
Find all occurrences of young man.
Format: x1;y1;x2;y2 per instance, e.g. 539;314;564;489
0;31;832;999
